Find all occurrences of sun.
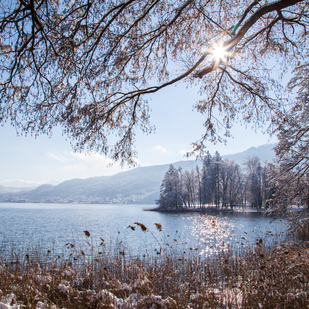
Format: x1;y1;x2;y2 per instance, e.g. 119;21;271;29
201;42;229;63
211;43;228;62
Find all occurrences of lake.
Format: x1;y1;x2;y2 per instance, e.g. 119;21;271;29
0;203;288;260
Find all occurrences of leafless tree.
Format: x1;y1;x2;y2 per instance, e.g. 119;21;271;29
0;0;307;165
270;67;309;213
243;156;263;208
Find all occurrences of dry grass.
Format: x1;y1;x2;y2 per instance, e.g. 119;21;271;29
0;223;309;308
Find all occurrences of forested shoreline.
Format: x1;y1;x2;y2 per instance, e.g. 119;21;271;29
155;151;279;212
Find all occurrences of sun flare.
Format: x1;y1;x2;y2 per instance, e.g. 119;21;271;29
211;44;228;61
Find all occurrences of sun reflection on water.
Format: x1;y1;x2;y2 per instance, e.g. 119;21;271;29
176;213;288;258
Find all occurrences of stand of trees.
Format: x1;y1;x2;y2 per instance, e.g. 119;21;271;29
156;152;274;210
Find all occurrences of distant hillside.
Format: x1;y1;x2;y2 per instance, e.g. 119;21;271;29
0;185;34;194
0;143;275;204
0;179;61;189
222;143;276;166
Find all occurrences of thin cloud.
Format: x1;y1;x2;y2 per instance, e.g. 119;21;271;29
45;151;130;177
61;163;88;173
69;152;114;167
152;145;168;153
46;152;70;162
0;179;49;188
47;151;115;167
1;179;36;185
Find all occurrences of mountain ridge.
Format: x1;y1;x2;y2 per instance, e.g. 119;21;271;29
0;143;276;204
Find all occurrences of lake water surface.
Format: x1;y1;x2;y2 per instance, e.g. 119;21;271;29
0;203;288;259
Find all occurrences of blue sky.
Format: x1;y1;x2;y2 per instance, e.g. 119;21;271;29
0;83;276;187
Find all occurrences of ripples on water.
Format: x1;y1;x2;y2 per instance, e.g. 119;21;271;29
0;203;288;260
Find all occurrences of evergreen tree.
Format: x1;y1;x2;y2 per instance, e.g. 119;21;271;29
156;165;183;209
261;165;275;209
201;151;213;206
221;160;243;208
182;169;197;208
196;166;202;207
243;157;263;209
221;161;229;207
213;151;222;207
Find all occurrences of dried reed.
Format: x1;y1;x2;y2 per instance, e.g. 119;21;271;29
0;223;308;308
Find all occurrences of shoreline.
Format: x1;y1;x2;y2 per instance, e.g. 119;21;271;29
144;206;267;213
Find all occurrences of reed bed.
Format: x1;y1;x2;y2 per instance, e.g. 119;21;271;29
0;223;309;308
